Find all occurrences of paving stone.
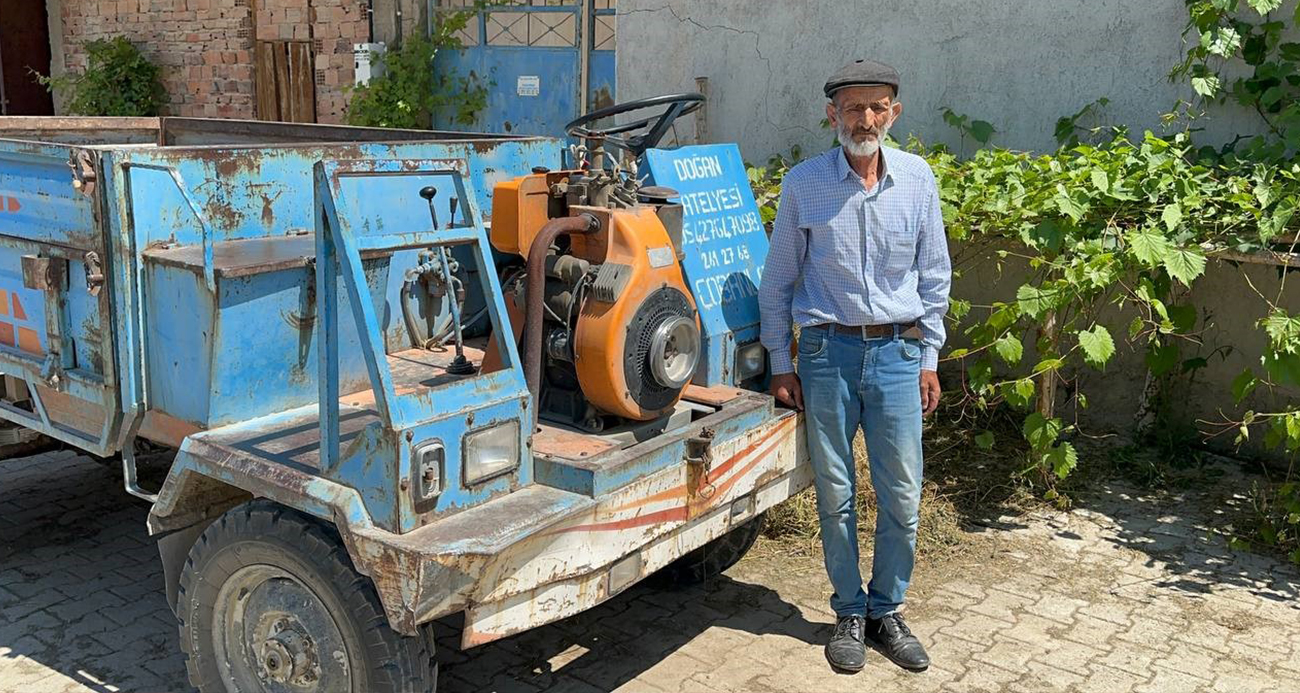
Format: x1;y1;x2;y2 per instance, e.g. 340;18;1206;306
945;661;1022;693
1025;591;1091;624
612;678;668;693
1076;663;1151;693
1135;665;1212;693
1096;646;1158;679
1077;600;1137;627
1061;613;1126;647
936;613;1014;644
968;588;1037;621
1150;645;1220;681
1211;672;1272;693
1032;638;1107;677
1008;660;1086;693
971;636;1052;671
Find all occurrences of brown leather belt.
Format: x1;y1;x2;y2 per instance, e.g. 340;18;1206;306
821;321;924;340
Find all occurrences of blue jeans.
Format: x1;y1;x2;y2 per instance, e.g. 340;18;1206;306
797;324;924;619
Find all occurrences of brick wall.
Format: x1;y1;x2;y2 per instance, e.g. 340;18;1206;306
58;0;369;123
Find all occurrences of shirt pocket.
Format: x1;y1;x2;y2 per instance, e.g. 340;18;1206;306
804;217;860;284
877;210;920;273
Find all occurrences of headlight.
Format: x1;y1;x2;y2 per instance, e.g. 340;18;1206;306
735;342;766;382
463;420;520;485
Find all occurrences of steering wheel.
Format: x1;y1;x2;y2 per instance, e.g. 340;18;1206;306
564;93;705;158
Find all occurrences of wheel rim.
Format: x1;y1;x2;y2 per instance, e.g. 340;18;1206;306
212;564;353;693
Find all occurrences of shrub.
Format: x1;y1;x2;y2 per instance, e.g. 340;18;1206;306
35;36;167;117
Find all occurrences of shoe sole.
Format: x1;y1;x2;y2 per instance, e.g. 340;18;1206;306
823;646;865;674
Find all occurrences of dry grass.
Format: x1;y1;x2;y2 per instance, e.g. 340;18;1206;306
759;401;1041;561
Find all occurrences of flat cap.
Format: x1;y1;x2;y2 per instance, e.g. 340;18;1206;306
823;59;900;98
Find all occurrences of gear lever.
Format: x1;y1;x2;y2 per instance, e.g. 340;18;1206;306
419;186;475;376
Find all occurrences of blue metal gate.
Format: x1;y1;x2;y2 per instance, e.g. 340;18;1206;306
432;0;617;137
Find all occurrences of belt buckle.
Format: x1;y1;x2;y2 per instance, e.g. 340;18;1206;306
860;325;872;340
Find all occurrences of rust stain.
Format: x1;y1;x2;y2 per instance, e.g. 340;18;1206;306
0;322;13;346
754;467;784;488
138;410;203;448
532;425;617;459
11;294;27;321
281;308;315;330
683;383;748;407
0;290;8;317
81;316;104;373
34;386;106;437
204;197;241;230
260;192;277;228
210;149;265;178
592;86;614;112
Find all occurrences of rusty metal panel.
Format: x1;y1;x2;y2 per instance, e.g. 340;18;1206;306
20;255;66;291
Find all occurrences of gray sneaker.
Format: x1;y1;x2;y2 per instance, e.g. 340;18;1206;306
825;614;867;672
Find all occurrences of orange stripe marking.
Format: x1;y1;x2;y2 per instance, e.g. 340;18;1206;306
553;416;795;535
17;327;41;354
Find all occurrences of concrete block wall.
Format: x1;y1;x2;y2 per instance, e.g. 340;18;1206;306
616;0;1277;162
56;0;370;123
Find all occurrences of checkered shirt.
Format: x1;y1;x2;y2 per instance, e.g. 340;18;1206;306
758;145;952;373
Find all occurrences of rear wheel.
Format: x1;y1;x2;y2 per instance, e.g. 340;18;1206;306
662;512;766;585
177;500;436;693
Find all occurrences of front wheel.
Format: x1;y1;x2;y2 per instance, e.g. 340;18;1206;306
176;500;436;693
662;512;766;585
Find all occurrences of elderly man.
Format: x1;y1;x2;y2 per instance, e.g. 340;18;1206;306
757;59;951;673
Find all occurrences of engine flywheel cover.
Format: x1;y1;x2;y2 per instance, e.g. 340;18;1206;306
624;286;698;412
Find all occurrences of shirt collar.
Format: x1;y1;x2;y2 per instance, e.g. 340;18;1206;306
835;145;894;184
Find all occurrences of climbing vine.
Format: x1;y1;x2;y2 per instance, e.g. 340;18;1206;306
346;6;490;129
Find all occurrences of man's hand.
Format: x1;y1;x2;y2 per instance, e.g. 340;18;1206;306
771;373;804;411
920;369;941;416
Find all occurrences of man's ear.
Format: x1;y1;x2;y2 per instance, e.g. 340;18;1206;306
891;101;904;123
826;101;838;129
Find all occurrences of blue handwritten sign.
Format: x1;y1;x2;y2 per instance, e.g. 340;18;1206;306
643;144;770;386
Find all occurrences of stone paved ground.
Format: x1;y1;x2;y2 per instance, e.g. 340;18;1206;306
2;450;1298;692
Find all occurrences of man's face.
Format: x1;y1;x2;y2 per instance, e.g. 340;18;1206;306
826;85;902;157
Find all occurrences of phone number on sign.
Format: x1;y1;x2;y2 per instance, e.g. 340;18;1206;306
683;211;763;245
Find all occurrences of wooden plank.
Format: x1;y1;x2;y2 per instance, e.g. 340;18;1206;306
275;43;293;122
255;41;279;121
288;41;317;123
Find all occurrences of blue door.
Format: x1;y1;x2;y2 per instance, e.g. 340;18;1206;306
432;0;617;137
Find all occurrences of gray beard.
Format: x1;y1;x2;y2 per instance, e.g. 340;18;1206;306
838;122;889;158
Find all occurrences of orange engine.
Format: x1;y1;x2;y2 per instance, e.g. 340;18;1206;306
490;169;700;430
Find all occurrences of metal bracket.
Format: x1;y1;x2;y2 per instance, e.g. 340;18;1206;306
83;251;105;297
119;411;158;504
685;426;717;501
69;150;97;198
21;255;67;291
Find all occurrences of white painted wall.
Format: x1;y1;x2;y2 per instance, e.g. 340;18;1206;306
617;0;1270;161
